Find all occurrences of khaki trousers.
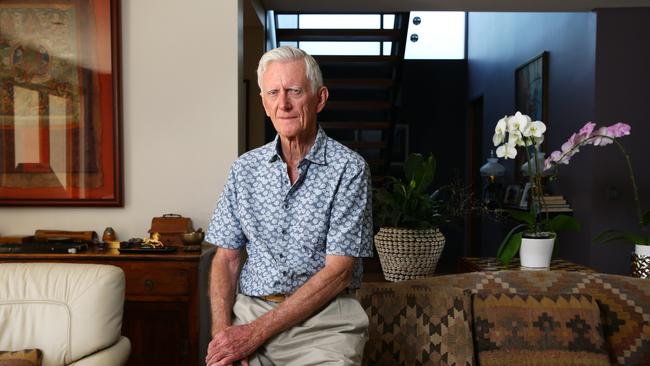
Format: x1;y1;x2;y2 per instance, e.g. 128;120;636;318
232;293;369;366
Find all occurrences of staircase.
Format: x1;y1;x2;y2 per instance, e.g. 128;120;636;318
273;13;410;183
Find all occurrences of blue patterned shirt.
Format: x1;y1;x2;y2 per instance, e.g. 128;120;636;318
206;126;373;296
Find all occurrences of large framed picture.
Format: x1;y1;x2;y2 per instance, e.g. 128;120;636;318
514;51;548;179
515;51;548;122
0;0;123;206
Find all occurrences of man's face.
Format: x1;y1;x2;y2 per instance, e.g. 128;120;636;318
260;59;328;139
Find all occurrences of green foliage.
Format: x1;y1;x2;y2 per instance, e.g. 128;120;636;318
496;224;527;263
547;214;581;232
641;209;650;227
594;229;649;245
496;211;581;265
374;153;451;230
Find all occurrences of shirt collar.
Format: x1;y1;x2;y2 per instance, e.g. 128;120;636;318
267;125;328;165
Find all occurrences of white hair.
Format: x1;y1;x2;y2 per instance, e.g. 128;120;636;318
257;46;323;94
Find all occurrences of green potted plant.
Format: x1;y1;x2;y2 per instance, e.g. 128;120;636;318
373;153;462;281
492;112;581;267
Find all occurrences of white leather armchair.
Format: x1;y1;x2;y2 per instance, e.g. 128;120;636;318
0;263;131;365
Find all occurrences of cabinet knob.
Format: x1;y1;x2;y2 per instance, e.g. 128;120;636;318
144;279;155;291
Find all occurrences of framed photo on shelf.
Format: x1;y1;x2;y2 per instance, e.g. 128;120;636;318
0;0;123;206
519;182;533;209
503;184;522;206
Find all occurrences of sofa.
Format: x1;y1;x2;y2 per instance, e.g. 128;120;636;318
358;270;650;366
0;263;131;366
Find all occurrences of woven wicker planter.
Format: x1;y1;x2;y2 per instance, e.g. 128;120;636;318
632;245;650;278
374;227;446;282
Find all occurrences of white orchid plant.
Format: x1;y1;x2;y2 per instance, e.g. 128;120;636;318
492;112;580;264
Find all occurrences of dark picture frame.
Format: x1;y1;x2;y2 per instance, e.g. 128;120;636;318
515;51;548;122
0;0;123;206
514;51;548;179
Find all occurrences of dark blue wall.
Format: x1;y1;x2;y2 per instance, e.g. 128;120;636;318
467;12;600;267
591;8;650;273
468;9;650;274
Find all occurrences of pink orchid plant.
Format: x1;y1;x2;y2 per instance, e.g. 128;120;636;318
544;121;649;246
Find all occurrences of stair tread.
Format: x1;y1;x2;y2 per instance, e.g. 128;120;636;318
314;55;399;64
320;121;390;129
277;29;400;42
365;158;387;165
341;140;387;149
326;100;392;110
324;78;394;89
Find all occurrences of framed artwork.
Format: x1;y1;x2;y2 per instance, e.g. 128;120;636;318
0;0;123;206
514;51;548;179
503;184;522;206
515;51;548;122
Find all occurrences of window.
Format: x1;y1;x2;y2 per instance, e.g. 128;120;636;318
276;13;396;56
404;12;466;60
298;41;381;56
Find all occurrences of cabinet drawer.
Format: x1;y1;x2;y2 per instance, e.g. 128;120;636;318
125;268;190;296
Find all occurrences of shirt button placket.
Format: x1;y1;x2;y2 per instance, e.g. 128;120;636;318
280;196;291;290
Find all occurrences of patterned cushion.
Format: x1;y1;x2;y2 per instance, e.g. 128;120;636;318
357;283;474;366
414;270;650;365
0;349;43;366
472;293;610;366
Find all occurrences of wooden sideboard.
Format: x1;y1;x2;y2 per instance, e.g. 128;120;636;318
0;245;214;366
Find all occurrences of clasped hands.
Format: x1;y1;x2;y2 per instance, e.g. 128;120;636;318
206;323;264;366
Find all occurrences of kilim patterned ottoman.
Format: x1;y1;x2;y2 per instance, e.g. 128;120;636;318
358;284;475;366
360;270;650;366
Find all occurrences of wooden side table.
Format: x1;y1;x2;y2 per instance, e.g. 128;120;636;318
0;245;213;366
458;257;594;273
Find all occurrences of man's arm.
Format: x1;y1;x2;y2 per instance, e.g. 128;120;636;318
206;254;355;366
209;247;244;337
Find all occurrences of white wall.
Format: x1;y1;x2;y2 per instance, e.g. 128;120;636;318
0;0;242;240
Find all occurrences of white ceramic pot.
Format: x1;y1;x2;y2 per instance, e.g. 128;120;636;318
520;233;556;268
635;244;650;256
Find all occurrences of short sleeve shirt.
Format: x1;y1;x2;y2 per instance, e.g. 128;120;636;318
206;126;373;296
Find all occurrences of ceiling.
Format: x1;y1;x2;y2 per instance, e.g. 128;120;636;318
259;0;650;12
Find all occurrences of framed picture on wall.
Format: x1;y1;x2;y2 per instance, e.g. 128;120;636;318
514;51;548;179
515;51;548;122
0;0;123;206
